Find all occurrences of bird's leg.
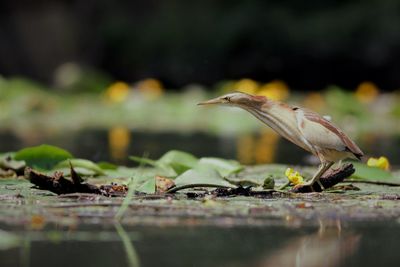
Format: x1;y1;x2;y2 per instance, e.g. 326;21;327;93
303;162;334;189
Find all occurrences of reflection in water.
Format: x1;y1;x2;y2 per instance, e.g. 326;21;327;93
108;127;131;161
4;220;400;267
115;223;140;267
254;220;361;267
237;130;279;164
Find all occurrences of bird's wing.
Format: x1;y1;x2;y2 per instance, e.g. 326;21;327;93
294;107;363;158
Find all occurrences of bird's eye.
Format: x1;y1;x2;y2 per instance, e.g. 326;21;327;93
223;97;230;101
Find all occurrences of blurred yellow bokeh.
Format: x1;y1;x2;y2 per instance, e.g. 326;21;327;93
30;214;45;230
136;78;164;99
255;131;279;163
258;80;290;101
104;81;130;103
237;134;255;164
233;78;259;95
355;81;379;103
367;156;390;171
237;131;279;164
303;92;325;111
109;126;131;161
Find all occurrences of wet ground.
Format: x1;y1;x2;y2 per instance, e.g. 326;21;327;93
1;164;400;267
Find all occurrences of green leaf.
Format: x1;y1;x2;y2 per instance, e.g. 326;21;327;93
97;161;118;170
14;144;73;170
174;165;234;187
129;156;158;167
351;162;393;180
0;154;25;170
130;150;198;176
157;150;198;175
54;159;105;175
137;177;156;194
198;157;243;177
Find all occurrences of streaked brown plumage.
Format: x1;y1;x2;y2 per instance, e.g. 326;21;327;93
198;92;363;189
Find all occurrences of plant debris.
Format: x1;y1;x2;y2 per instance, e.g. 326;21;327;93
290;163;355;193
25;165;127;197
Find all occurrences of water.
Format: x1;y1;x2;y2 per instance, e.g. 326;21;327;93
1;221;400;267
1;128;400;267
0;129;399;166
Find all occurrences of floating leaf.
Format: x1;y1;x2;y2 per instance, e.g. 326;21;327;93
137;177;156;194
0;154;25;171
198;157;243;177
129;156;157;167
130;150;198;176
157;150;198;175
351;162;392;180
14;145;73;170
174;165;234;187
55;159;105;175
97;161;118;170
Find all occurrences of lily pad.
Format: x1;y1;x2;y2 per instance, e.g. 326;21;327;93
14;144;73;170
198;157;243;177
97;161;118;170
0;154;25;171
130;150;198;176
351;162;393;180
55;159;105;176
174;165;234;187
137;177;156;194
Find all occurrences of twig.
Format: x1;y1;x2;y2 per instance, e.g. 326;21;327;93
343;179;400;187
166;183;236;194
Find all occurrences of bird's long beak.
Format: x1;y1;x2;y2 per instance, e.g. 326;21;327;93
197;97;223;106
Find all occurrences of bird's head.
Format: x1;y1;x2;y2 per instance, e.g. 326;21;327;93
198;92;267;109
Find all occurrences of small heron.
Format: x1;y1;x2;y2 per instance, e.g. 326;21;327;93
198;92;363;189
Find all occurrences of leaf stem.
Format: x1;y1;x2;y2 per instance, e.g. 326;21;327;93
343;179;400;186
166;183;236;194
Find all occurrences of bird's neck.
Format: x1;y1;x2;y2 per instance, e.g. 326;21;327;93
243;102;312;152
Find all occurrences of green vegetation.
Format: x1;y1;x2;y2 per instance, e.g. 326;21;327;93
1;76;399;137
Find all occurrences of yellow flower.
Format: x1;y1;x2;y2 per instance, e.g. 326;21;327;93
285;168;304;185
367;156;390;171
104;81;130;103
257;80;290;101
233;78;259;95
355;81;379;103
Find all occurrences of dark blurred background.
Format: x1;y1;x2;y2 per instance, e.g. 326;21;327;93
1;0;400;90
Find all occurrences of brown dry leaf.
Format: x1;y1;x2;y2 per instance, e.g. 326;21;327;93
155;175;175;193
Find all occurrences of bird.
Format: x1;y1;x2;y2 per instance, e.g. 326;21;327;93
198;92;363;190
